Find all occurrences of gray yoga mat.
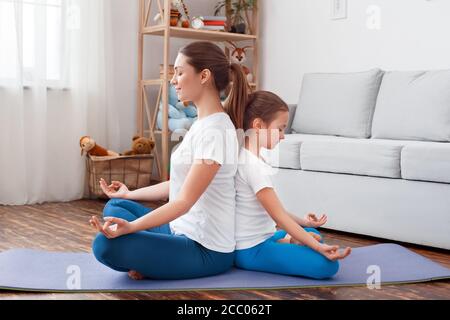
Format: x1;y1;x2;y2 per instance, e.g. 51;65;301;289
0;244;449;292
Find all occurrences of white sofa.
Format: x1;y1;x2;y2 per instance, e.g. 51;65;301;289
263;68;450;250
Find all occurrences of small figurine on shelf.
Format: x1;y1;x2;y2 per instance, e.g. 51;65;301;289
153;0;190;28
157;82;198;132
173;0;190;28
227;41;254;83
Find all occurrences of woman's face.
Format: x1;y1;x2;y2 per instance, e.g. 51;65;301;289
171;53;203;103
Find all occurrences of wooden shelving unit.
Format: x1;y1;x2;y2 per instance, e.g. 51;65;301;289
138;0;260;181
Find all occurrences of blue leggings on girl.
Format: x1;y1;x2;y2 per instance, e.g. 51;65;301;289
92;199;234;280
235;229;339;280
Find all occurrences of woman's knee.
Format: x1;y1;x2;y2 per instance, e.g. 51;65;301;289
92;233;114;263
104;198;129;209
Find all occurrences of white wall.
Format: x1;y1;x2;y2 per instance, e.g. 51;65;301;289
260;0;450;104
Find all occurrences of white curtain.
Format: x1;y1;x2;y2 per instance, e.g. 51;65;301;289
0;0;121;205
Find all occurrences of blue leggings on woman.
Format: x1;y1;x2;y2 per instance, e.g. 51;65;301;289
92;199;234;280
235;229;339;280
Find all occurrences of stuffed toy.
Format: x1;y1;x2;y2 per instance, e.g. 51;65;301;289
227;41;254;83
157;82;198;132
80;136;119;157
122;135;155;156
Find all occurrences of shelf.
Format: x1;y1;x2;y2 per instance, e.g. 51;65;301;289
142;78;256;87
141;79;163;86
142;25;257;42
145;129;163;135
138;0;260;181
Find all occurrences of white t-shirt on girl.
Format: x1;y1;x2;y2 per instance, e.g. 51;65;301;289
169;112;239;253
235;148;278;250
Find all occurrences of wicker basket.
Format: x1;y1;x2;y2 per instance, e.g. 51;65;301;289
86;154;154;199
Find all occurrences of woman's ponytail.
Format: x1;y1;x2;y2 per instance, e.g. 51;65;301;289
225;63;251;130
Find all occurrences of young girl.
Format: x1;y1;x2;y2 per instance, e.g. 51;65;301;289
89;41;250;280
234;91;351;280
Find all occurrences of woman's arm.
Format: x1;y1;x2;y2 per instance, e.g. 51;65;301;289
124;181;170;202
256;188;322;251
127;160;220;232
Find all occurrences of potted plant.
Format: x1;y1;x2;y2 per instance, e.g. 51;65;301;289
214;0;256;34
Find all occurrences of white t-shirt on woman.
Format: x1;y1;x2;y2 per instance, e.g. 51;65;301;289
235;148;278;250
169;112;239;253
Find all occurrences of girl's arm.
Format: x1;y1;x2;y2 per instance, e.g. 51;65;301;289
255;188;351;261
124;181;170;202
256;188;322;252
286;213;309;226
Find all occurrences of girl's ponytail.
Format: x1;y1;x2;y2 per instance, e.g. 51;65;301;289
225;63;251;130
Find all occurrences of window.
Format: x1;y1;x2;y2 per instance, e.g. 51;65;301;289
0;0;65;85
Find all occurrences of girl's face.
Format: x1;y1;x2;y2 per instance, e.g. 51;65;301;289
254;111;289;150
171;53;206;103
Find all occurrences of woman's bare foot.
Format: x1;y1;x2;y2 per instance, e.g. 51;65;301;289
128;270;145;280
277;232;322;245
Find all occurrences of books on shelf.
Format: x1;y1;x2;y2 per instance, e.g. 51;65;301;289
202;25;225;31
203;20;226;26
200;16;226;31
202;16;227;21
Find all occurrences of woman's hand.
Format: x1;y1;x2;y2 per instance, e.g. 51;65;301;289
317;243;352;261
304;213;327;228
99;178;130;199
89;216;135;239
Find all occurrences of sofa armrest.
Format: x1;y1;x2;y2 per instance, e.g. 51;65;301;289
286;104;297;134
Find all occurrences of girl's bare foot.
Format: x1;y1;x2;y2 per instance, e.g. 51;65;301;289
128;270;145;280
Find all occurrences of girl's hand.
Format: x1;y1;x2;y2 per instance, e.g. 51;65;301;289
304;213;327;228
99;178;130;199
317;243;352;261
89;216;134;239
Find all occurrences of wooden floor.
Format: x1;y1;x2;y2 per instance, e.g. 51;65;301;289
0;199;449;300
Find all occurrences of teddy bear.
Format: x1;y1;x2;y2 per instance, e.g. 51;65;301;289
157;82;198;132
80;136;120;157
122;135;155;156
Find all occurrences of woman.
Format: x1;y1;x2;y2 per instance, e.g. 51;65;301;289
89;41;249;280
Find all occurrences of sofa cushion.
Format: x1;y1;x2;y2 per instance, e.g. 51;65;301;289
292;69;384;138
401;142;450;183
371;69;450;142
300;139;402;178
261;134;346;169
285;104;297;134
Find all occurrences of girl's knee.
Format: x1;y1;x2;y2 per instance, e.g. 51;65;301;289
312;258;339;280
304;227;320;235
271;229;288;242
